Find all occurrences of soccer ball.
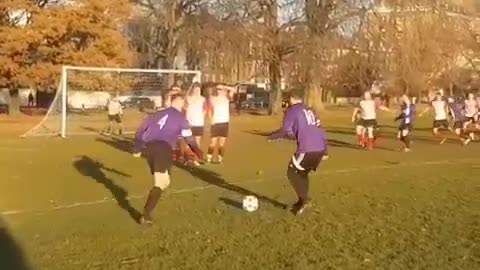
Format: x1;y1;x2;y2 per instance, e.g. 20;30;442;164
242;195;259;212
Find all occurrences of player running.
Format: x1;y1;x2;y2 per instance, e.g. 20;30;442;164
104;96;123;136
269;90;328;216
420;92;451;144
133;94;203;225
351;91;389;150
448;97;470;145
464;92;478;141
206;85;232;164
395;94;415;152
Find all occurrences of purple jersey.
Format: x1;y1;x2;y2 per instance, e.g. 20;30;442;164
270;103;327;154
134;107;192;152
449;102;465;121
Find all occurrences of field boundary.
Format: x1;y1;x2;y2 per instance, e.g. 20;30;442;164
2;158;479;217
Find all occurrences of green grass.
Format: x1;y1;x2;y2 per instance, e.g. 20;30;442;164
0;110;479;270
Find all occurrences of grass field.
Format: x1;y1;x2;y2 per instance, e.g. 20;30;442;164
0;109;478;270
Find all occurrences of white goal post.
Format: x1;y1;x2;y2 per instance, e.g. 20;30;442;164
22;66;202;138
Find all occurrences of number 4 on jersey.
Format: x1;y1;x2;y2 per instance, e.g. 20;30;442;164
157;115;169;130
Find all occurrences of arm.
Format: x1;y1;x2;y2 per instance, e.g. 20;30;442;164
180;121;203;159
132;116;152;154
269;108;295;140
351;107;360;122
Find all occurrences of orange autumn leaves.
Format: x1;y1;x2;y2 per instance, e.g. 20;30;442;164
0;0;136;91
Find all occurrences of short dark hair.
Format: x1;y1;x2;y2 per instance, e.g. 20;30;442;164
289;88;304;100
170;93;185;102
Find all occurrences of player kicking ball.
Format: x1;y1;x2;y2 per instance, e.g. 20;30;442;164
269;90;328;216
395;94;415;152
133;94;203;225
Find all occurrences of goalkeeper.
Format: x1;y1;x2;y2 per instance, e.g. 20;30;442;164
105;96;124;135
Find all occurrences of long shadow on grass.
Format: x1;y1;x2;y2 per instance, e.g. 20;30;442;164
175;163;287;210
96;136;133;153
0;218;31;270
73;156;141;223
244;129;395;151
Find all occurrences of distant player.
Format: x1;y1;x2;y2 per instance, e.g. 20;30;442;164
133;94;203;225
186;83;206;146
351;91;389;150
105;97;123;135
206;85;232;164
395;94;415;152
269;90;327;216
420;92;451;144
464;92;478;141
448;97;470;145
352;109;363;146
181;83;207;166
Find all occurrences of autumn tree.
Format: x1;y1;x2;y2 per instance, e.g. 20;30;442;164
0;0;135;113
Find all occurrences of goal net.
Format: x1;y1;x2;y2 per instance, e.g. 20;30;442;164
22;66;201;137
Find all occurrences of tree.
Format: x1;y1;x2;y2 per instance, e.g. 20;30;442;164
0;0;135;113
128;0;203;70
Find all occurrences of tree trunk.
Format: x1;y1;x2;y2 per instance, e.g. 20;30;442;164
268;58;282;115
305;68;324;113
8;89;20;115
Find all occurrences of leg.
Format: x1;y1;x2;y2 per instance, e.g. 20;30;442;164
356;125;365;146
286;165;309;210
401;129;411;152
217;137;227;163
142;172;170;223
142;142;172;224
366;126;374;150
207;137;218;163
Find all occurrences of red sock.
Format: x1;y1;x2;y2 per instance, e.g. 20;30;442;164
367;138;374;150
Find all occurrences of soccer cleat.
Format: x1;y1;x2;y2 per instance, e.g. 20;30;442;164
139;215;153;225
292;202;310;216
403;148;412;152
206;155;212;163
463;138;471;146
439;138;447;145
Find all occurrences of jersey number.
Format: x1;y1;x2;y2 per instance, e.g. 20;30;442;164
157;115;169;130
303;109;317;126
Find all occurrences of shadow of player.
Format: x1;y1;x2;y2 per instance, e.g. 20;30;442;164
96;136;133;153
73;155;141;223
176;163;287;209
0;218;31;270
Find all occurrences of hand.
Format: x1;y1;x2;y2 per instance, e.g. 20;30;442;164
133;152;141;158
322;155;329;161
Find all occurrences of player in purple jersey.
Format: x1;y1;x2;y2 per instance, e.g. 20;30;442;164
269;90;328;215
448;96;470;145
133;94;203;225
395;94;415;152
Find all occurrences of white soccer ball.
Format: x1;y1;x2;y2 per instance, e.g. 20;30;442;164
242;195;259;212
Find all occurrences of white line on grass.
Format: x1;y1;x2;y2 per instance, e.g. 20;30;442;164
1;158;478;217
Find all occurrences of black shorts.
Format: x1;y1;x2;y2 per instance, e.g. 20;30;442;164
108;114;122;123
211;123;229;137
433;120;449;129
145;141;173;175
361;119;377;128
191;126;204;137
454;121;464;129
398;122;412;131
289;151;324;174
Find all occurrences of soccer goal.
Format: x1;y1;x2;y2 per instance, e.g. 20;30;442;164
22;66;201;138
